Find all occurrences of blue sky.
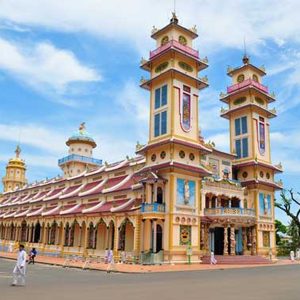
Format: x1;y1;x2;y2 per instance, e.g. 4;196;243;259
0;0;299;223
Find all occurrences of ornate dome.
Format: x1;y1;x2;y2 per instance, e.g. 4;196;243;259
66;123;97;148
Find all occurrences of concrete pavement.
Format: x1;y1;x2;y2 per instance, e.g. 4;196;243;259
1;258;300;300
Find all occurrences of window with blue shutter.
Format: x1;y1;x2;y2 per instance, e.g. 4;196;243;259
154;85;167;109
154;114;160;137
161;111;167;134
242;138;248;157
161;85;167;106
235;116;247;136
155;88;160;109
235;118;241;136
241;116;247;134
154;111;167;137
235;139;241;158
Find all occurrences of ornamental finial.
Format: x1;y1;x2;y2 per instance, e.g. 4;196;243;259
15;145;21;158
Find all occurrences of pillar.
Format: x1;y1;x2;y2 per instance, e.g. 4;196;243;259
223;226;228;255
113;219;119;255
105;226;109;249
230;225;235;255
140;219;145;252
153;219;157;253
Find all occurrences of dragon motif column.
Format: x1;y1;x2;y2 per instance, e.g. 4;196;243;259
223;226;228;255
230;225;236;255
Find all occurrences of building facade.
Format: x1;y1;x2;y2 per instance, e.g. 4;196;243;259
0;15;283;263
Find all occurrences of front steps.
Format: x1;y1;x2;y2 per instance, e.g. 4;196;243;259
201;255;272;265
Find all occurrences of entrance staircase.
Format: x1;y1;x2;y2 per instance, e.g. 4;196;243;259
201;255;272;265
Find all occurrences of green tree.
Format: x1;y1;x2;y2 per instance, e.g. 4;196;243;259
275;219;287;245
275;189;300;248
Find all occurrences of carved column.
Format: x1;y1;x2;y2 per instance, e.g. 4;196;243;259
242;227;247;254
230;225;236;255
251;226;257;255
223;226;228;255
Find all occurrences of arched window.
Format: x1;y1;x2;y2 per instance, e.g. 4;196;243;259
161;36;169;46
157;187;163;204
237;74;245;83
252;74;258;82
179;35;187;45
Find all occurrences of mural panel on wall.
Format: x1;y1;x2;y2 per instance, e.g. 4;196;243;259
180;225;191;245
177;178;195;206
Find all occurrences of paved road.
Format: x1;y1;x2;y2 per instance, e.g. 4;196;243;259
1;258;300;300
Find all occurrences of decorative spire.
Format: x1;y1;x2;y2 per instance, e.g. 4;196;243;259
170;12;179;24
242;37;250;65
15;145;21;158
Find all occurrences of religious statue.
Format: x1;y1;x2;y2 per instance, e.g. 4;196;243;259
183;180;190;205
264;195;268;215
79;122;86;135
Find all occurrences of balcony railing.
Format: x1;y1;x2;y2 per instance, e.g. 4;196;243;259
227;79;268;94
150;40;199;59
58;154;102;166
204;207;256;217
141;203;165;213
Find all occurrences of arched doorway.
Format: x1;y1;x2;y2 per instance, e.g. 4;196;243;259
20;221;27;242
96;221;107;250
108;221;115;250
87;222;95;249
49;222;57;245
156;224;163;252
34;222;41;243
118;219;134;252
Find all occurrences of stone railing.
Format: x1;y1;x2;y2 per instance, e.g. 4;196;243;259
150;39;199;59
204;207;256;217
227;79;268;94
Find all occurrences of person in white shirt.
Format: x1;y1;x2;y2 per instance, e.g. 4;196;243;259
11;244;27;286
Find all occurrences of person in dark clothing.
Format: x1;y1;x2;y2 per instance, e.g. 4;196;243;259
28;248;37;265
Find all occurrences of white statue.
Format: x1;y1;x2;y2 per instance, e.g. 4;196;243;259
184;180;190;205
264;195;268;215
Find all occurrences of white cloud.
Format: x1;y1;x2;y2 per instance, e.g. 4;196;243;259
116;80;149;122
0;123;66;154
1;0;300;54
205;132;230;152
0;37;100;105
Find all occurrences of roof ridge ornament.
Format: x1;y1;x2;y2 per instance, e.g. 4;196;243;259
170;12;179;24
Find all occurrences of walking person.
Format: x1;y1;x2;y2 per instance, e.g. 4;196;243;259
11;244;27;287
28;248;37;265
106;249;115;273
210;251;217;265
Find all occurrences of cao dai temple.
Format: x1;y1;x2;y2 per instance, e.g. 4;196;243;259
0;14;283;263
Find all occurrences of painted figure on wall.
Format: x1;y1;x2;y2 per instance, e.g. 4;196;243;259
184;180;190;205
177;179;195;206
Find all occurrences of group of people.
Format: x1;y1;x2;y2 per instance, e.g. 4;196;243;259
11;245;37;287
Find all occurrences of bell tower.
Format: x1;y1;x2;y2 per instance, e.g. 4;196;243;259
58;123;103;178
2;145;27;192
140;13;208;146
137;14;212;262
220;55;283;255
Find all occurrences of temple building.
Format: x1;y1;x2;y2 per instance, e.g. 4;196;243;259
0;14;283;263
